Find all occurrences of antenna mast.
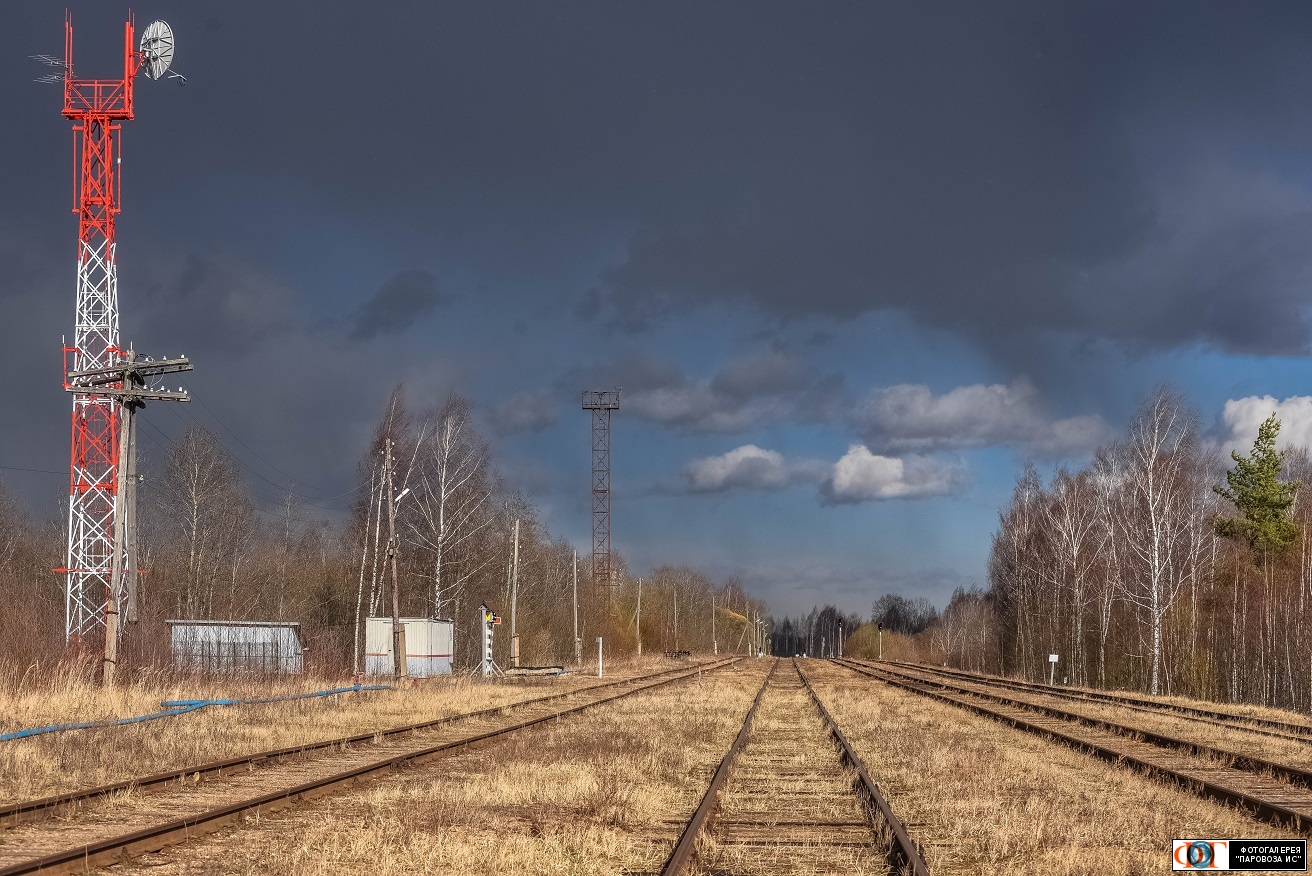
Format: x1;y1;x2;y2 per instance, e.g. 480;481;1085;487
51;14;178;646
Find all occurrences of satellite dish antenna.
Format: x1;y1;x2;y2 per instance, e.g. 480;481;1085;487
139;20;185;84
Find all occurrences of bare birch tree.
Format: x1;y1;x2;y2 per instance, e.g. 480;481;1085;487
1116;388;1200;695
405;395;494;617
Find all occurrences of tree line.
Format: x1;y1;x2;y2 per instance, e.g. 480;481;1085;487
925;386;1312;709
0;385;768;672
769;594;938;658
767;386;1312;713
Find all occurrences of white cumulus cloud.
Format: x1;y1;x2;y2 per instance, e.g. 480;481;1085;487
852;378;1109;457
685;444;823;493
1220;395;1312;454
821;445;963;504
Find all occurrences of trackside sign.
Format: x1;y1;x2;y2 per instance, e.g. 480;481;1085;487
1173;839;1306;870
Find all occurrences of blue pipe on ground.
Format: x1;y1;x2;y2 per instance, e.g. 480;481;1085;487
0;683;391;742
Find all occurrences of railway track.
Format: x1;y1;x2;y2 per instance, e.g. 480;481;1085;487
661;657;928;876
862;660;1312;767
0;659;736;876
890;659;1312;743
0;660;715;829
838;658;1312;833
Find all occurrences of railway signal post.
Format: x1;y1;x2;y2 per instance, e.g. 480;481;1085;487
480;603;502;676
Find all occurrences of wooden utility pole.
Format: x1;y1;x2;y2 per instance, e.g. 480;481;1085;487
385;438;407;680
635;578;642;657
67;349;192;686
510;518;520;667
572;549;581;665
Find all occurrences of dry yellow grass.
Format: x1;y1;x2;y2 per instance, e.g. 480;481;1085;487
805;660;1302;876
107;660;769;875
0;656;699;804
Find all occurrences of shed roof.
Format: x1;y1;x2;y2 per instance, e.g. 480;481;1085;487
165;619;301;629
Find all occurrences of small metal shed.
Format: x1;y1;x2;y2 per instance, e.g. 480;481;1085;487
166;620;305;674
365;617;454;677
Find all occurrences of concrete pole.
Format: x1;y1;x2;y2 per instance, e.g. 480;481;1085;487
572;549;581;665
597;636;603;678
103;389;133;686
635;578;642;657
124;412;139;625
711;594;717;656
510;518;520;667
672;585;678;651
385;439;407;680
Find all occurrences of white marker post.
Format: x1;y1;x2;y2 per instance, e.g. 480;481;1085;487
1048;653;1058;686
597;636;604;678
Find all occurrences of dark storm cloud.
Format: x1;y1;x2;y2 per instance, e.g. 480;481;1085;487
577;4;1312;358
709;349;807;400
135;253;295;354
492;391;559;435
562;350;844;434
9;0;1312;611
12;2;1312;360
348;271;443;341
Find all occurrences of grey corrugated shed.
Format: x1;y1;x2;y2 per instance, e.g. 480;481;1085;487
166;619;304;674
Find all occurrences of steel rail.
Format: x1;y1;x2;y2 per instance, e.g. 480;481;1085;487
838;659;1312;833
660;660;776;875
796;659;931;876
851;659;1312;791
0;659;729;829
888;659;1312;740
0;659;739;876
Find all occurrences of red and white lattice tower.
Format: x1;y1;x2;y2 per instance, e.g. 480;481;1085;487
58;16;143;643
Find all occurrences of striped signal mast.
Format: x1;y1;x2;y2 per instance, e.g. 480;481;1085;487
40;14;182;646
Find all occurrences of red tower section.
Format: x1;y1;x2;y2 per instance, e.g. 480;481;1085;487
60;16;144;643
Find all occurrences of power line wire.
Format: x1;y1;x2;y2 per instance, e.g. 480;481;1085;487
0;465;64;476
190;394;340;495
135;414;341;522
167;398;364;508
149;407;359;512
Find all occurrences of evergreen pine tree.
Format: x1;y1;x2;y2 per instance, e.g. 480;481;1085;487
1214;413;1299;555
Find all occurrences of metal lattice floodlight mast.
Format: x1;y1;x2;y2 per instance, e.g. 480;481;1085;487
581;389;620;612
47;14;181;644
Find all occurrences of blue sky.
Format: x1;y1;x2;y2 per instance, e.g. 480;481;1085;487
6;2;1312;617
